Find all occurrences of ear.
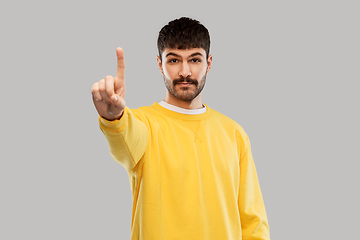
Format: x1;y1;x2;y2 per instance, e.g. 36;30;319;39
206;54;213;74
157;55;163;74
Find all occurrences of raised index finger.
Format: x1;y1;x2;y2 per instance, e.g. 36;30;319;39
116;47;125;80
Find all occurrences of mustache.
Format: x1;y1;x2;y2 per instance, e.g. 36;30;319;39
173;76;198;86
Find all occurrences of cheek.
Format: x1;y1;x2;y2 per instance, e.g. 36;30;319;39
193;66;207;78
163;66;178;79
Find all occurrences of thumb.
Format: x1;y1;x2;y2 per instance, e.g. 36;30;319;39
110;94;126;110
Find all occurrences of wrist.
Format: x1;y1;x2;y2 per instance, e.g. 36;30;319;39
102;110;124;121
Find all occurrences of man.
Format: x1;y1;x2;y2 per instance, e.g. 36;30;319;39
91;17;270;240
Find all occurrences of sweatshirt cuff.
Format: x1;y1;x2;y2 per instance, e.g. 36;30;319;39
99;107;129;133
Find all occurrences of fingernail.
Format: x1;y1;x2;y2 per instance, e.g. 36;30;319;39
114;96;118;101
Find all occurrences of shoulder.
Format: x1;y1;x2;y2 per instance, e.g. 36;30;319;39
208;107;249;140
209;108;254;157
127;104;165;127
130;104;159;119
209;107;242;128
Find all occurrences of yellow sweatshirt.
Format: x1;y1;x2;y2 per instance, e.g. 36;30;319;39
99;102;270;240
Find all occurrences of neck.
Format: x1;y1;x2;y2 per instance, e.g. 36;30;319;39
164;92;203;109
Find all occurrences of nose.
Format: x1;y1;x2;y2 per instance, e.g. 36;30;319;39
179;62;191;77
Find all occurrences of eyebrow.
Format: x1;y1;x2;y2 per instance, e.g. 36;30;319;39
165;52;204;59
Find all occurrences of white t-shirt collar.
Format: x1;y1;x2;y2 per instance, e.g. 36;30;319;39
158;101;207;115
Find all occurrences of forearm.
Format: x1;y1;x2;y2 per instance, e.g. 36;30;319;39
238;136;270;239
99;107;149;172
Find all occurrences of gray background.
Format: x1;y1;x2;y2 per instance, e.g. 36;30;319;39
1;0;359;239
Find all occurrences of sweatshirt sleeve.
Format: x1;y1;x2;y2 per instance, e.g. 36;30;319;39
238;133;270;240
99;107;149;172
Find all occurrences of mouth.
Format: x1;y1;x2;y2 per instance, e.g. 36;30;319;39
176;82;193;87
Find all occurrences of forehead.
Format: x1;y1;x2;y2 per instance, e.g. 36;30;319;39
162;48;206;58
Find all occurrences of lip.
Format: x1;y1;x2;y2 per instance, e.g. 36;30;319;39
177;82;193;86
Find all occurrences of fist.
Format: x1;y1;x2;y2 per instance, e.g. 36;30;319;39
92;47;126;121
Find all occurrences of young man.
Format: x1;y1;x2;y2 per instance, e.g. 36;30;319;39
91;17;270;240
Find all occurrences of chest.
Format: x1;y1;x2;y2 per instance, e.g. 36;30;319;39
154;120;240;182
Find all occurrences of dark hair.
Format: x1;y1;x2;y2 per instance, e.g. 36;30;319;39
157;17;210;61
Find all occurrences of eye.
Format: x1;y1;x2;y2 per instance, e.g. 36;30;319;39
168;59;178;63
191;58;201;63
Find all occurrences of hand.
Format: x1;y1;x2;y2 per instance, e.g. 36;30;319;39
92;47;126;121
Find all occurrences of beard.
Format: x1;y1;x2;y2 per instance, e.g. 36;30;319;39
164;75;207;102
